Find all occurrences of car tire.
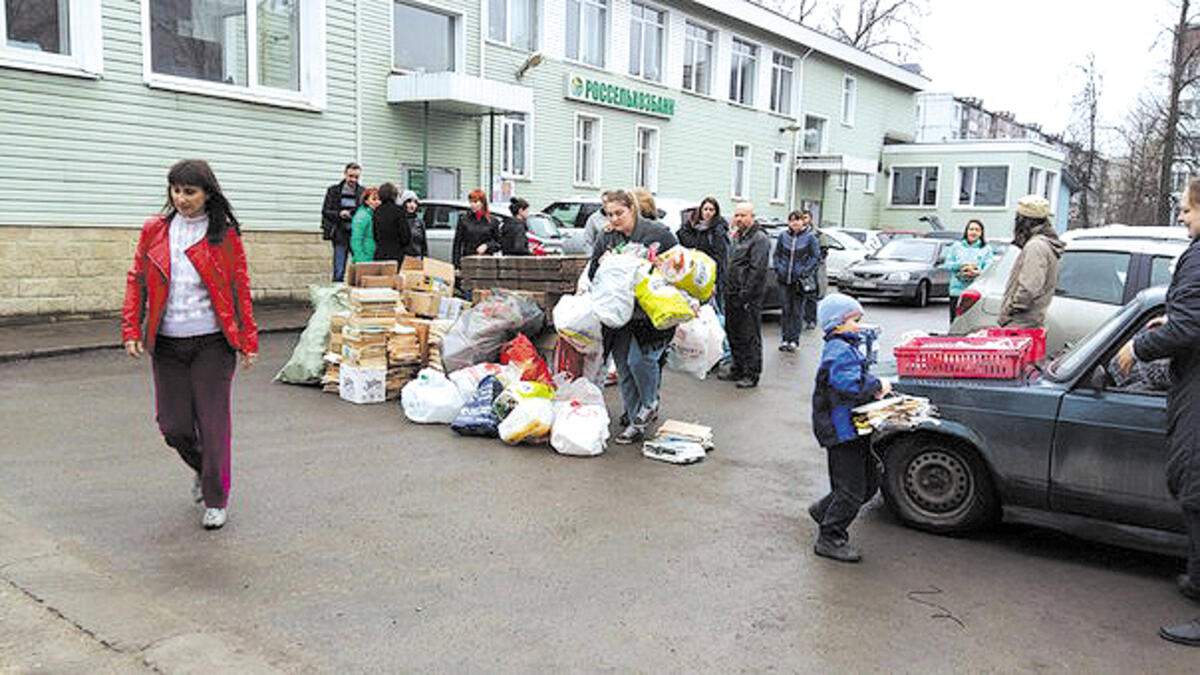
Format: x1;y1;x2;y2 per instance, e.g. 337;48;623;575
880;434;999;536
910;280;930;308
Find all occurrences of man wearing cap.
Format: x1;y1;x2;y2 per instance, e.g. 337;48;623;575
998;195;1065;328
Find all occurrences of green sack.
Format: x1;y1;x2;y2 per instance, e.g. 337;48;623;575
274;283;351;385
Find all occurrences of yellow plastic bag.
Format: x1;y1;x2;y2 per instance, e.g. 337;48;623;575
499;398;555;444
635;268;696;330
658;246;717;302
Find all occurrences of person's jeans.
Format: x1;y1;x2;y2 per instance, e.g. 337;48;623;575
782;286;804;344
332;242;349;282
610;329;666;426
810;436;879;543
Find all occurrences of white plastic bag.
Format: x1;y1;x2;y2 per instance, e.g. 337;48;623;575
499;398;555;445
401;368;466;424
667;305;726;379
448;362;522;399
553;294;604;355
591;254;644;328
554;377;606;407
551;378;610;456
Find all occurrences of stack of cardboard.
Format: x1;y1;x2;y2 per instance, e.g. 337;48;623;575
425;319;454;372
339;287;401;404
385;324;422;399
400;258;456;319
322;311;350;394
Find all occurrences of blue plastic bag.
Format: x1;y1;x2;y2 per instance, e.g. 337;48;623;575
450;376;505;437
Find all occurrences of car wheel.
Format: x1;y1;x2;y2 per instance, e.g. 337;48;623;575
911;280;930;308
881;434;999;535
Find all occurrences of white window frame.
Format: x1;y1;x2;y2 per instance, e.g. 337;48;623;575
841;74;857;127
634;123;660;192
141;0;327;111
1028;167;1043;195
681;20;715;97
1043;170;1058;201
769;50;796;116
565;0;608;69
0;0;103;78
486;0;539;51
728;36;758;107
731;143;751;200
801;113;829;155
864;173;877;194
771;150;788;204
954;164;1011;210
887;164;940;209
628;1;666;83
391;1;464;76
501;113;532;180
573;113;602;188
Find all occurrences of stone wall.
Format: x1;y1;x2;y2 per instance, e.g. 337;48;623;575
0;226;329;319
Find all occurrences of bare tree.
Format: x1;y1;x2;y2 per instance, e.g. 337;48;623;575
1110;95;1167;226
1068;53;1104;227
751;0;820;24
1156;0;1200;223
828;0;927;61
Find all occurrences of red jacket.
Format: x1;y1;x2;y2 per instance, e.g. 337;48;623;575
122;215;258;354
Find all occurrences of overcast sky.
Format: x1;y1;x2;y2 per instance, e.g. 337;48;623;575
914;0;1175;146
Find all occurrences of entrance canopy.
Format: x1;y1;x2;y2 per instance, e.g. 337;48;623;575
386;72;533;115
796;154;877;175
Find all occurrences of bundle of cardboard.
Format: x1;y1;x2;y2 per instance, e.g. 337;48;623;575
399;258;456;319
385;324;423;400
322;311;351;393
642;420;714;465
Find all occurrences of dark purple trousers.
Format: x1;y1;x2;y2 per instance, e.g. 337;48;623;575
151;333;236;508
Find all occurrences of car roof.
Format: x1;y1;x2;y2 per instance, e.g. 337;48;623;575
546;196;603;205
420;199;512;217
1064;236;1187;256
1063;225;1189;242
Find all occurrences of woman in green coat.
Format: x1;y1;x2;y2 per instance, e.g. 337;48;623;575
349;187;380;264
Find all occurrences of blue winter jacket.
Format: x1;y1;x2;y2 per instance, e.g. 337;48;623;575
772;227;821;286
812;332;882;448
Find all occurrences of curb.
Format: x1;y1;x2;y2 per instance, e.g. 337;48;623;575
0;324;307;364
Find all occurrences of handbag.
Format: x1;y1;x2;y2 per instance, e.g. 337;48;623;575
800;272;818;294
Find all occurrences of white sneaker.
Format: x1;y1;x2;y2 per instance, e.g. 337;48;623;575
191;475;203;505
202;508;227;530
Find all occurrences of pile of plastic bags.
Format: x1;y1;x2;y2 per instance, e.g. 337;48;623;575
441;290;544;372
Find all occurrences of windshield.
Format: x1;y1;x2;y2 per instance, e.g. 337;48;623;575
526;214;560;239
875;239;938;262
1047;299;1142;380
828;231;866;250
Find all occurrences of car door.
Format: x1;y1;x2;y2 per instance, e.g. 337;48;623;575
1043;249;1134;356
1049;309;1181;532
930;243;951;297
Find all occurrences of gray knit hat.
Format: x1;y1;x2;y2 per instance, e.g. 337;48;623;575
398;189;419;205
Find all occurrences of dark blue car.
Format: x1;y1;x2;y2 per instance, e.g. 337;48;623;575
878;288;1185;556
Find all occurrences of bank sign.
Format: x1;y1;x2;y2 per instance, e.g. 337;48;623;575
565;73;676;118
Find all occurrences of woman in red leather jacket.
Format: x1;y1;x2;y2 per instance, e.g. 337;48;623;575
121;159;258;531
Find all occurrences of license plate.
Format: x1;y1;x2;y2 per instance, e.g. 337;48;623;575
857;281;877;289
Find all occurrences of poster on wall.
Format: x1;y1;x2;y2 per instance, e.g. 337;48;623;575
492;178;516;205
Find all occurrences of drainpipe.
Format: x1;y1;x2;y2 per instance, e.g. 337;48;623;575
422;102;430;198
789;47;816;212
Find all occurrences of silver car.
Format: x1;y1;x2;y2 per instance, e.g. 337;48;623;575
951;225;1189;357
415;200;562;262
836;238;951;307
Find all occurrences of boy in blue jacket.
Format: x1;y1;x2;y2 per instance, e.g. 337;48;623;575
809;293;891;562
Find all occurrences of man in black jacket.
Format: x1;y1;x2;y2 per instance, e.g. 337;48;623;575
720;201;771;389
322;163;363;282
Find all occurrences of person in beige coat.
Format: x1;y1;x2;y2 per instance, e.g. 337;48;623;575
999;196;1065;328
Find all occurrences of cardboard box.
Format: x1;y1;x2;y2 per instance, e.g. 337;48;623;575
339;364;387;404
402;257;455;289
360;275;395;288
437;297;470;323
347;261;399;287
403;290;441;319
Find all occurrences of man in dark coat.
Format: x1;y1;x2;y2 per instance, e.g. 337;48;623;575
720;201;771;389
322;163;364;282
1118;183;1200;646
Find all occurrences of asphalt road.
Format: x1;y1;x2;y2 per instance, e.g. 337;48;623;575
1;300;1197;672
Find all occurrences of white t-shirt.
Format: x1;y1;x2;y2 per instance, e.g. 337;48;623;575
159;213;221;338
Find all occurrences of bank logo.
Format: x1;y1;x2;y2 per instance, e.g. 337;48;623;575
569;75;585;98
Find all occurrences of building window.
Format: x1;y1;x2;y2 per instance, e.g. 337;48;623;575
1028;167;1043;194
1043;171;1057;200
841;75;857;126
566;0;607;68
836;172;848;192
771;151;788;203
682;21;714;96
0;0;103;76
958;166;1009;207
729;38;757;106
891;166;938;207
770;52;794;115
1173;169;1190;194
864;173;877;194
574;114;600;186
488;0;536;51
393;2;456;73
628;2;664;82
635;125;659;191
802;115;826;155
732;144;750;199
501;114;529;179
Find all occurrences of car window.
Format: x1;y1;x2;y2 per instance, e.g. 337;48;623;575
428;206;464;230
844;231;867;243
1151;256;1175;288
526;214;560;239
1048;299;1141;381
875;239;938;262
819;233;844;251
544;203;582;228
1056;251;1131;304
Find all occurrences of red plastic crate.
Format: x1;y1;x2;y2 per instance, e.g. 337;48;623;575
895;335;1033;379
972;327;1046;364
